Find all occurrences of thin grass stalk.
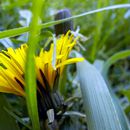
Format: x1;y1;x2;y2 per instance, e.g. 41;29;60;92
0;4;130;39
25;0;43;130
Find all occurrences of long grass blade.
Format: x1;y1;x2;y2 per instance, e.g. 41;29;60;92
101;50;130;130
0;4;130;39
76;52;128;130
25;0;43;130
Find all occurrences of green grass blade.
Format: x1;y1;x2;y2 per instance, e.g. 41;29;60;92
25;0;43;130
4;107;31;130
76;52;127;130
102;50;130;78
0;27;29;40
101;50;130;130
90;0;104;61
0;94;20;130
0;4;130;39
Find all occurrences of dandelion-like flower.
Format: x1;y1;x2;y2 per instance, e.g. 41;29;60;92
0;31;83;120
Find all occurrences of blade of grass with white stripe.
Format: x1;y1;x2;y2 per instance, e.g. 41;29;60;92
0;4;130;39
76;52;127;130
25;0;43;130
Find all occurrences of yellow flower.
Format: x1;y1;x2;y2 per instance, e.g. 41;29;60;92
0;31;84;97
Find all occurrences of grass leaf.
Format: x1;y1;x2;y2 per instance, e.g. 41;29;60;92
102;50;130;78
4;107;31;130
25;0;43;130
0;94;20;130
101;50;130;130
0;4;130;39
76;52;128;130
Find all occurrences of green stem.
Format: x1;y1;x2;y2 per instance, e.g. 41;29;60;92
25;0;43;130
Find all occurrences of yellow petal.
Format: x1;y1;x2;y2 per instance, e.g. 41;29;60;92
56;57;84;68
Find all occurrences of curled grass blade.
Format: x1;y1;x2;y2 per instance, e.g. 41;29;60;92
75;52;129;130
101;51;130;130
102;50;130;78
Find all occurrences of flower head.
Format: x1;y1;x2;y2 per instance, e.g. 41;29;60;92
0;31;83;97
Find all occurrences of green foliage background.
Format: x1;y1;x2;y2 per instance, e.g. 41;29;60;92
0;0;130;130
